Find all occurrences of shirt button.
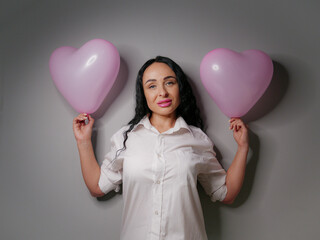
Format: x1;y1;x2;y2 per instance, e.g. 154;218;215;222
155;211;159;215
156;180;161;184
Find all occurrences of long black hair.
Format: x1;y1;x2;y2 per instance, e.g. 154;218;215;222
116;56;204;156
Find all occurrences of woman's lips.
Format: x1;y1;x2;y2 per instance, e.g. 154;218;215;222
157;99;172;107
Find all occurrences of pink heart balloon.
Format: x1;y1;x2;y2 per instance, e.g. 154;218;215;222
200;48;273;118
49;39;120;114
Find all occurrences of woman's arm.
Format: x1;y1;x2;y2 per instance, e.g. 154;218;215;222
222;118;249;204
73;113;105;197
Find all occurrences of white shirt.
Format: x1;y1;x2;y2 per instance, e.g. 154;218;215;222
98;115;227;240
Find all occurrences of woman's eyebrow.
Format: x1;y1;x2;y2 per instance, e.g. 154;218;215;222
144;76;176;85
164;76;176;80
144;79;156;85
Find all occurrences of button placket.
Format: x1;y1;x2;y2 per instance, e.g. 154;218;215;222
150;134;165;237
159;135;167;239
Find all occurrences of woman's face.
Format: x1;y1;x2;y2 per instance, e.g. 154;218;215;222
142;62;180;119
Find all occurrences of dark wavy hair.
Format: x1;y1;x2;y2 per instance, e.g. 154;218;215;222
116;56;203;156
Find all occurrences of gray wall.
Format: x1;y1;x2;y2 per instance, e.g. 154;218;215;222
1;0;319;239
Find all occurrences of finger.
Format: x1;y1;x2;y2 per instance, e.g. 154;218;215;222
81;113;88;120
76;114;88;122
231;119;240;128
233;121;243;132
229;118;237;123
73;116;80;124
75;113;85;119
73;115;87;129
81;114;88;121
232;123;237;131
75;119;86;125
235;123;242;130
233;119;245;127
88;115;95;126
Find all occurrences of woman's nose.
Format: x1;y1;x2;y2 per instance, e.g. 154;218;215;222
158;86;169;97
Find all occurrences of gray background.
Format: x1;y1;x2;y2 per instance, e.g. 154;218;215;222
1;0;319;239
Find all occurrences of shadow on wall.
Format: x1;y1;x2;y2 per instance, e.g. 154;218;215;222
227;129;260;208
198;184;223;239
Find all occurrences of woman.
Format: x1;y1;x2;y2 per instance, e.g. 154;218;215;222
73;56;249;240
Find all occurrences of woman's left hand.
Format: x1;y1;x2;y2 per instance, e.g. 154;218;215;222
229;118;249;148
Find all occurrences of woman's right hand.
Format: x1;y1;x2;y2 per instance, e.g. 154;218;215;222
72;113;95;142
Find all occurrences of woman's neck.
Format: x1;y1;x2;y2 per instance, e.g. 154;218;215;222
149;113;177;133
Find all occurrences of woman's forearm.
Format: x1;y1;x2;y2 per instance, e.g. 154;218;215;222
222;145;248;204
77;139;104;196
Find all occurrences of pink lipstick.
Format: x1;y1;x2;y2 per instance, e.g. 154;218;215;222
157;99;172;107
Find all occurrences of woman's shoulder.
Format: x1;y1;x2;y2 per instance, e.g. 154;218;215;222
188;125;213;145
110;125;131;143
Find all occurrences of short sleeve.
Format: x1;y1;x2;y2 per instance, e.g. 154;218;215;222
197;136;227;202
98;127;126;194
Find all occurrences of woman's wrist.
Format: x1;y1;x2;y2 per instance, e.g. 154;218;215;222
76;138;92;146
237;144;249;152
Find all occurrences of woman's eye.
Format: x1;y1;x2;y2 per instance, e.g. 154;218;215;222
166;81;174;86
149;85;156;89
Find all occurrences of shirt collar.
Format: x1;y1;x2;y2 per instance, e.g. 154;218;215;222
132;115;193;136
